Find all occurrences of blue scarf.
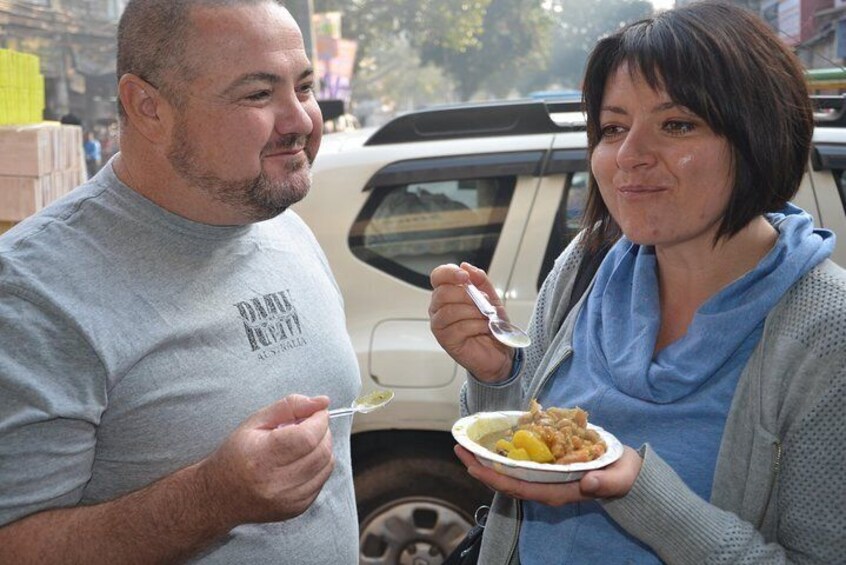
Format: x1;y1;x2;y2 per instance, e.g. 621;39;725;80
519;205;834;565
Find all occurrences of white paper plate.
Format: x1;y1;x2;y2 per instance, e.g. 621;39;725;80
451;410;624;483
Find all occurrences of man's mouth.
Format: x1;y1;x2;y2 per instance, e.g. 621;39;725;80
263;134;310;159
263;147;305;158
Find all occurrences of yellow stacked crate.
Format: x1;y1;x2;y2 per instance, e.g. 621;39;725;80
0;49;81;228
0;49;45;126
9;49;21;125
34;74;45;123
0;49;10;126
23;54;34;124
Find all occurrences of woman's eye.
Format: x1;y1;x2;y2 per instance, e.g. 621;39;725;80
600;124;624;138
664;120;695;134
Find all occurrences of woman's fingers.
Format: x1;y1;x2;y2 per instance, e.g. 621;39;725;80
429;263;515;380
454;445;644;506
430;263;470;289
576;447;643;499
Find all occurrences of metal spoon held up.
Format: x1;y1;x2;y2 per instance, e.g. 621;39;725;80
328;389;395;419
465;283;531;348
278;389;394;428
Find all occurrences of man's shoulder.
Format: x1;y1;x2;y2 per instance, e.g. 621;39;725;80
0;179;112;277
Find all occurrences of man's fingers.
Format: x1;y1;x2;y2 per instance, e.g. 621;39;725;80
272;425;333;473
249;394;330;429
269;402;331;460
288;395;330;421
280;451;337;516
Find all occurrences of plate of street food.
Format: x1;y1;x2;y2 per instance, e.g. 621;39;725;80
451;400;624;483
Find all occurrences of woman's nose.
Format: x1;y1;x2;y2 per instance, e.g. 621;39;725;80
616;126;657;170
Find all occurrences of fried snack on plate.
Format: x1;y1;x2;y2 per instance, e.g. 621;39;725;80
494;400;607;465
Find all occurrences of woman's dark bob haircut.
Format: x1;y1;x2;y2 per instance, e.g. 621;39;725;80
580;0;813;250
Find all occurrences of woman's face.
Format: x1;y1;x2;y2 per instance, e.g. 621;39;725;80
590;64;734;251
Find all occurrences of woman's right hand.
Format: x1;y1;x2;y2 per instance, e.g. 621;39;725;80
429;262;515;382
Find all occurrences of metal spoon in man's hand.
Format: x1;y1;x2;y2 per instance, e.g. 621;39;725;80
328;389;395;419
277;390;394;429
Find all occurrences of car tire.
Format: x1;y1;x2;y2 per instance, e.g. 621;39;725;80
354;437;492;565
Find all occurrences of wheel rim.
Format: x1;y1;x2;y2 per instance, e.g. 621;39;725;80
359;497;474;565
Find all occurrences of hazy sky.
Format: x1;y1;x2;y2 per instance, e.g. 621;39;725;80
651;0;675;10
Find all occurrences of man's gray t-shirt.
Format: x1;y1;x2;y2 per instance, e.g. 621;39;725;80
0;162;360;563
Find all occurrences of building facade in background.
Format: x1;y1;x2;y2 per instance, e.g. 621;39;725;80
675;0;846;77
794;0;846;72
2;0;846;133
0;0;316;130
0;0;126;129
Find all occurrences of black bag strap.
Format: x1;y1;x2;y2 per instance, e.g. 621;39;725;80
443;506;489;565
559;242;612;332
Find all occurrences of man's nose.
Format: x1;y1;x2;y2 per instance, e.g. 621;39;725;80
274;93;314;137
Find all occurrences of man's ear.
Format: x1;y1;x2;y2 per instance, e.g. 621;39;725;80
118;74;172;143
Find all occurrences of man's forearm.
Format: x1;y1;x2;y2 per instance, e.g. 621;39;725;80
0;460;235;564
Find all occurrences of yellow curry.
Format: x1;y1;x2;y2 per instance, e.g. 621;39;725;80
477;399;607;465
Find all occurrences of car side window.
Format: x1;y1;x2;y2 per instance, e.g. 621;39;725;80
831;170;846;209
349;177;517;289
537;171;589;289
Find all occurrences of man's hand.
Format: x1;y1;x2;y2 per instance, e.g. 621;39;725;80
199;394;334;526
429;262;516;382
0;394;337;564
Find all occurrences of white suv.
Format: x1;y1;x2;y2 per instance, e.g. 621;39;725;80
295;97;846;564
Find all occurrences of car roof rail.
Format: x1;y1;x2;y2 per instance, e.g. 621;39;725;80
811;94;846;128
364;99;585;146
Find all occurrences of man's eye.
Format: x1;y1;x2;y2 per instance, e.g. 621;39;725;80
297;83;315;95
246;90;271;101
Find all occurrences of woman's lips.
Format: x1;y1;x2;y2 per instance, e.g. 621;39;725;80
617;185;666;197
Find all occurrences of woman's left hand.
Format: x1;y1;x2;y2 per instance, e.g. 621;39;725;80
454;444;643;506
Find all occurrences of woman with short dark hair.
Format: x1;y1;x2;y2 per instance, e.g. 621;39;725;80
429;2;846;563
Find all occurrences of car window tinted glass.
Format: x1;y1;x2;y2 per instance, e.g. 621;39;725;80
831;171;846;211
349;177;516;289
537;171;589;290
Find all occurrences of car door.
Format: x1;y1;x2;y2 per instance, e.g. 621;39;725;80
809;134;846;266
340;148;550;433
506;133;590;322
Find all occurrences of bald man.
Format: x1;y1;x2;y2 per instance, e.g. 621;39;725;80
0;1;359;562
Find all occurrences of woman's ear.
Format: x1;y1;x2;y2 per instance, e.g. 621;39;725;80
117;73;171;144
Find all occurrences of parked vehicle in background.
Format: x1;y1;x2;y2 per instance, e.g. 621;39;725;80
294;95;846;564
